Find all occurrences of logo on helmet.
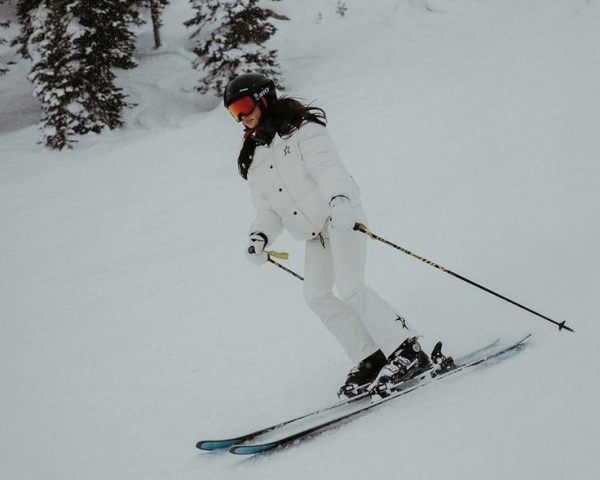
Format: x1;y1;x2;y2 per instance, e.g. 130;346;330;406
253;86;271;102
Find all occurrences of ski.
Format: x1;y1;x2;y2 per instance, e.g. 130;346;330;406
196;337;502;451
228;334;531;455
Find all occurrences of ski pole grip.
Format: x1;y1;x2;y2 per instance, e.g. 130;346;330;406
249;246;289;260
266;250;289;260
354;222;374;238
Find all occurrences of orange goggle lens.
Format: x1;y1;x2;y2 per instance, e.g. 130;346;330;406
227;96;257;122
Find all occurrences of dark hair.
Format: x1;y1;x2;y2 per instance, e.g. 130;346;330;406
238;97;327;180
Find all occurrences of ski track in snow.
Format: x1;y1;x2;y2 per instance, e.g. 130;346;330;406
1;1;599;479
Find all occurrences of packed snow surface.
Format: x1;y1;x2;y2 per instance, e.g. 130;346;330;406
1;1;599;479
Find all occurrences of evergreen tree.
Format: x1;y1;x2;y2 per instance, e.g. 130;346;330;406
185;0;283;96
68;0;140;70
27;3;81;148
1;0;13;75
15;0;141;149
13;0;43;60
0;0;9;31
0;14;9;76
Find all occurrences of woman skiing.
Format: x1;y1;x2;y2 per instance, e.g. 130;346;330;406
224;73;433;397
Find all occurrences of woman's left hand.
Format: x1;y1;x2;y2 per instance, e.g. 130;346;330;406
330;196;357;231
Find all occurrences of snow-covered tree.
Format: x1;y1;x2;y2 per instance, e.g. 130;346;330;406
0;28;9;76
185;0;283;96
336;2;348;17
13;0;42;59
15;0;141;149
27;4;82;148
0;1;9;32
1;0;12;75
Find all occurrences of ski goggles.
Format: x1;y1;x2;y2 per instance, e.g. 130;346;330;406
227;96;257;122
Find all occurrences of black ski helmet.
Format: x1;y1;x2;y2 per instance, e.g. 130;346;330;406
223;73;277;110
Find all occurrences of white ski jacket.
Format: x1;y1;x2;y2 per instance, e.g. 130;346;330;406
247;121;361;245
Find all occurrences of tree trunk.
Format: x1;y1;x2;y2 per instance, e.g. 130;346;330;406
151;3;161;49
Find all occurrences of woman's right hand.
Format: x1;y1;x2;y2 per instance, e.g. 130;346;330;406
245;232;269;265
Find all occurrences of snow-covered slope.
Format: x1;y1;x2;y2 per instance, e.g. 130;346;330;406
1;1;599;479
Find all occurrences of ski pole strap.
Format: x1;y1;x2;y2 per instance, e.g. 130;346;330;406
353;223;574;333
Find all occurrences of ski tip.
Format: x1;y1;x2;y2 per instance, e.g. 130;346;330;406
196;439;245;451
502;334;533;354
513;334;532;348
229;442;279;455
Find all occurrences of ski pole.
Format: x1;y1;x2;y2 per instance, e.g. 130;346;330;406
267;255;304;281
248;245;305;281
353;223;574;333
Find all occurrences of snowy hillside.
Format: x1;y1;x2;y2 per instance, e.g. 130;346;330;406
1;1;599;479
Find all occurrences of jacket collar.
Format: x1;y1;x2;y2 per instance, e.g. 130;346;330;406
244;118;276;146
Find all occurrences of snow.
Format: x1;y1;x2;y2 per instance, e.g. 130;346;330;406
1;0;599;479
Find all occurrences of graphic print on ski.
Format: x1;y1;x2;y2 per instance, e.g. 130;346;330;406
197;337;505;451
228;335;531;455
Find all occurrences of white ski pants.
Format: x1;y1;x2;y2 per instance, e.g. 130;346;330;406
303;220;417;365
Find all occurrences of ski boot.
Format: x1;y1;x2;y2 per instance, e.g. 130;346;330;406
338;349;387;398
370;337;433;397
430;341;456;377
